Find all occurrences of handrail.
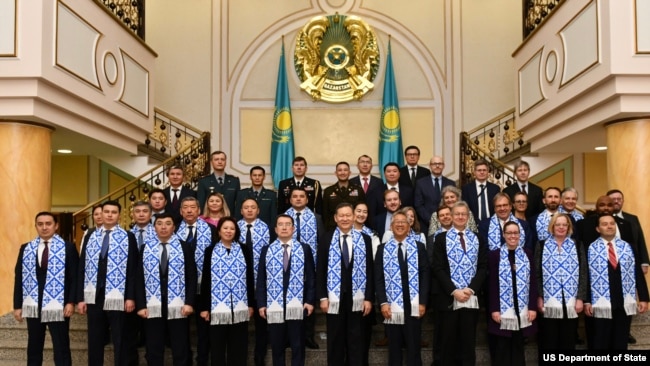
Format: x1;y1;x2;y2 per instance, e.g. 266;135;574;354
466;108;516;135
154;108;204;135
459;132;518;189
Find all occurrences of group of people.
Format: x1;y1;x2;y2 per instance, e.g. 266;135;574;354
12;148;649;366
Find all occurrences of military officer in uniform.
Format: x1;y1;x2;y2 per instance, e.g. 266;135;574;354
322;162;367;230
277;156;322;215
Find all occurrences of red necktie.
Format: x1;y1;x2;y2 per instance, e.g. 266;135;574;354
459;232;466;252
41;241;49;269
607;242;617;269
363;177;369;192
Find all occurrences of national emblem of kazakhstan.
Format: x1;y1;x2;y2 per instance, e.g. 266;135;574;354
294;13;380;103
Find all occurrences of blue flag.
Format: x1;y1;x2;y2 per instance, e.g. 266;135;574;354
379;40;404;180
271;41;295;189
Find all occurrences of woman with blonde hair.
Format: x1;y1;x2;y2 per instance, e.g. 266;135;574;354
200;192;230;227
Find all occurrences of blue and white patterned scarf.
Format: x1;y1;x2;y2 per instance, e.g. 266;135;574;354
358;225;374;237
286;208;318;264
498;247;531;330
488;214;525;251
326;229;367;314
142;235;186;319
588;237;637;318
209;242;249;324
264;240;305;323
541;237;579;319
445;228;479;309
238;219;269;288
558;205;584;221
382;236;419;324
84;227;130;310
130;224;155;251
178;220;213;293
536;210;554;242
21;235;66;322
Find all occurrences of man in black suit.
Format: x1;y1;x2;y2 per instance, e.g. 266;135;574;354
414;156;455;233
367;163;413;227
163;165;197;224
317;203;374;366
135;213;197;365
461;159;500;222
77;200;139;366
149;188;168;223
277;156;322;214
374;189;402;240
350;154;384;195
257;214;316;366
502;160;544;219
608;189;649;273
432;201;488;366
478;193;533;251
322;162;367;230
584;214;649;350
14;212;78;366
375;212;430;366
398;145;429;190
235;165;278;229
197;151;241;212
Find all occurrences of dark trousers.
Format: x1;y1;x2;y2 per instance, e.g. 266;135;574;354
87;304;130;366
325;295;363;366
386;316;422;366
26;317;71;366
253;308;268;366
145;317;191;366
538;315;578;350
592;310;631;350
493;332;525;366
431;308;442;366
209;322;249;366
438;308;478;366
268;320;305;366
193;294;210;366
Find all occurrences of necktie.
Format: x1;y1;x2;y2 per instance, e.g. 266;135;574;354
521;184;527;194
607;242;618;269
434;177;441;194
479;184;488;220
459;232;466;252
246;224;253;246
411;168;416;185
186;226;195;242
363;177;369;192
295;212;302;242
41;240;49;269
172;189;179;208
100;230;112;259
282;244;289;272
253;190;259;199
160;244;168;277
398;242;405;266
296;180;301;187
390;186;397;191
218;177;223;185
138;229;145;249
342;234;350;268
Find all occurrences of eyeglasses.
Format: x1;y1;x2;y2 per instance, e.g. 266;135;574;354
514;200;527;204
554;223;569;228
453;213;468;217
430;163;444;166
504;232;520;236
392;220;408;225
276;223;293;227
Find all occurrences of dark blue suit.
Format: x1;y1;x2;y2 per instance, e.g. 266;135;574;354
461;181;500;221
164;186;197;224
366;184;413;230
414;175;455;231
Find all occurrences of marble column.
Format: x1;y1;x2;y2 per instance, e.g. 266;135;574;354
0;121;53;314
606;119;650;282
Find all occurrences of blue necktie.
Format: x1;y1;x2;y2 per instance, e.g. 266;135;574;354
342;234;350;268
100;230;112;259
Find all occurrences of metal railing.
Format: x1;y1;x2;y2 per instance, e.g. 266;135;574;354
459;131;517;189
96;0;145;39
523;0;565;38
464;109;527;162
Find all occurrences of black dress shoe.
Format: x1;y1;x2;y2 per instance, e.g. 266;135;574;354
628;334;637;344
305;337;320;349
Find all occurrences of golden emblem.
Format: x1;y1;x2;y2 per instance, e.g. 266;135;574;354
294;13;380;103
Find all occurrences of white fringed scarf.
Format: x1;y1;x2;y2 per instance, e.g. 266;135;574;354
382;236;419;324
326;229;367;314
264;240;305;323
209;242;249;325
142;235;186;319
498;247;531;330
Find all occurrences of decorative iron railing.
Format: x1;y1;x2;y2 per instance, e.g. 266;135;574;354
142;110;207;161
97;0;145;39
523;0;565;38
459;131;517;189
465;109;527;162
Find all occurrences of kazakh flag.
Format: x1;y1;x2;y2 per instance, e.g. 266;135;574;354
271;41;295;189
379;40;404;180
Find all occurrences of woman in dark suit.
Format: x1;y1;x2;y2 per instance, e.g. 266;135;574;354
199;216;255;366
488;221;538;366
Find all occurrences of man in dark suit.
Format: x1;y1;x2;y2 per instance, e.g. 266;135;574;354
375;212;430;366
502;160;544;219
163;165;197;224
584;214;649;350
235;166;278;229
432;201;488;366
317;203;374;366
461;159;500;222
608;189;649;273
374;189;402;240
414;156;455;233
135;213;197;365
322;162;366;230
530;187;562;244
257;214;316;366
366;163;413;227
477;193;533;252
350;154;384;196
197;151;241;213
398;145;429;190
77;200;139;366
277;156;322;214
149;188;168;221
14;212;78;366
